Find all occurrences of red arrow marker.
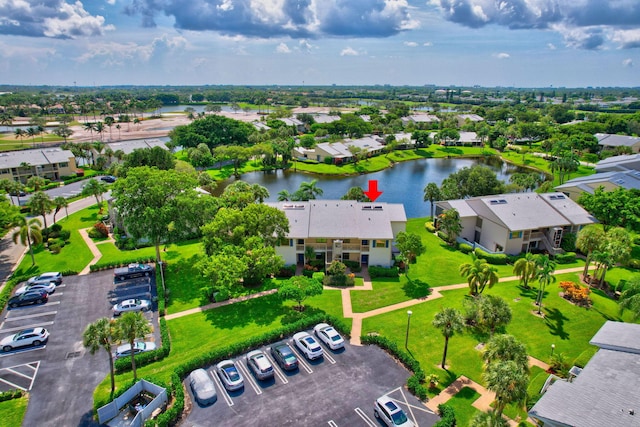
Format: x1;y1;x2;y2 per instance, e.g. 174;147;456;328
364;180;383;202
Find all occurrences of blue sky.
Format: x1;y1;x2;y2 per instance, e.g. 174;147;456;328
0;0;639;88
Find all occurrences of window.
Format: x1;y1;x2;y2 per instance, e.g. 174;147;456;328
59;162;68;167
361;240;369;246
316;238;327;243
509;231;522;239
297;239;304;245
374;240;388;248
475;217;483;228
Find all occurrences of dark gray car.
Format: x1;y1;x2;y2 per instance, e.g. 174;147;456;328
270;342;299;371
189;369;217;406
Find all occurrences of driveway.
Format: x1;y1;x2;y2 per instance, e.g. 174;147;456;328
0;270;157;427
184;335;439;427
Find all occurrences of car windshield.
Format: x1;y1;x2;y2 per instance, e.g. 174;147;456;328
224;366;240;381
391;410;409;425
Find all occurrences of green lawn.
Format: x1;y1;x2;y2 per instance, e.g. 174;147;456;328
444;387;481;426
0;395;29;425
12;205;100;277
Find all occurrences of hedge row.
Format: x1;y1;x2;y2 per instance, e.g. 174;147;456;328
114;318;170;373
361;334;428;401
368;265;399;278
155;264;166;317
0;389;23;402
90;257;155;272
474;248;508;265
147;373;184;427
459;243;473;254
554;252;576;264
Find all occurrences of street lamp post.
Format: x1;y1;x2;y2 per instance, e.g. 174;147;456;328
405;310;413;349
551;344;555;357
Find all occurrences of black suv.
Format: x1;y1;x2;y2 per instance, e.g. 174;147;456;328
8;290;48;308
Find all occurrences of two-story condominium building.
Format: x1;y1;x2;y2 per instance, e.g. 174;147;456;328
435;193;597;255
267;200;407;267
0;148;77;183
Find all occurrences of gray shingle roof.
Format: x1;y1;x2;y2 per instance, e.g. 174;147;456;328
267;200;406;240
556;170;640;192
529;322;640;427
0;147;74;169
595;153;640;173
596;133;640;148
106;139;168;155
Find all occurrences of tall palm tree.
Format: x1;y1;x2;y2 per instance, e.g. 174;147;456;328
115;312;152;381
52;196;68;223
14;128;25;146
432;307;464;369
619;277;640;320
576;225;605;279
12;216;43;265
94;122;105;142
423;182;441;220
460;253;499;296
81;178;108;212
482;334;529;373
83;318;117;396
512;252;537;289
83;122;95;138
535;255;556;315
277;189;293;201
297;179;323;201
483;361;528;417
28;191;54;230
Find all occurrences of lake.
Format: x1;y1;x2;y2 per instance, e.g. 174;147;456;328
213;156;528;218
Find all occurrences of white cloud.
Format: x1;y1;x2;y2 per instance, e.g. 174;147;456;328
623;58;633;67
611;29;640;49
76;34;187;65
340;47;359;56
547;43;556;50
106;0;116;5
493;52;510;59
299;39;313;52
276;42;291;53
404;41;418;47
423;41;433;47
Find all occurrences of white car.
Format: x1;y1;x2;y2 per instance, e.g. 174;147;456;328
374;396;415;427
112;299;152;316
292;332;323;360
114;341;157;359
314;323;345;350
15;282;56;296
27;272;62;286
215;360;244;391
1;328;49;352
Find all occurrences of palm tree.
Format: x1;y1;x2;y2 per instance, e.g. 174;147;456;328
83;122;95;138
471;410;509;427
460;253;499;296
535;255;556;315
28;191;54;230
83;318;117;396
593;228;632;288
104;116;115;140
619;277;640;320
277;189;293;201
81;178;108;212
297;179;323;201
483;361;528;417
12;216;43;265
482;334;529;373
94;122;105;142
432;307;464;369
8;180;26;206
52;196;68;223
576;225;605;279
512;253;537;289
27;176;46;192
115;312;152;381
423;182;441;220
14;128;25;146
27;127;38;147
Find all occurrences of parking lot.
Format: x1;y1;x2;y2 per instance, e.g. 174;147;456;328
0;270;158;427
184;334;439;427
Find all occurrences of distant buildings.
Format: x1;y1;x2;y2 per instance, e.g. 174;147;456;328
595;133;640;153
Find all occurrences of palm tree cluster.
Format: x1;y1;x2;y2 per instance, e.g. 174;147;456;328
277;179;324;201
460;253;499;296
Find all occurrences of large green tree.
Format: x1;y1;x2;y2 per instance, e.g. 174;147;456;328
579;187;640;232
592;228;632;287
83;318;117;396
111;167;201;263
576;225;605;278
432;307;464;369
28;191;54;230
115;312;151;381
534;255;556;315
123;146;176;172
512;253;537;290
440;165;505;200
169;114;254;149
279;276;323;311
395;231;426;272
482;334;529;373
438;208;462;246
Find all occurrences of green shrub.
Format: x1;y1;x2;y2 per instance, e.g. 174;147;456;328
436;231;448;241
424;221;436;233
474;248;508;265
459;243;473;254
214;289;230;302
276;265;296;278
368;265;399;278
554;252;576;264
627;259;640;270
343;260;361;272
434;404;456;427
49;243;62;254
0;389;23;402
560;232;576;252
90;257;155;272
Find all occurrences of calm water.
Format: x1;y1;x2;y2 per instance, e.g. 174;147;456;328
214;157;526;218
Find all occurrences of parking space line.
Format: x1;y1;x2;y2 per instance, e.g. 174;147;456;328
264;351;288;384
289;344;313;374
0;347;46;358
111;291;151;301
29;361;39;390
236;361;262;395
4;311;57;322
354;408;376;426
323;351;337;365
1;321;54;334
386;387;425;425
328;420;338;427
0;377;26;391
209;369;233;407
5;367;34;380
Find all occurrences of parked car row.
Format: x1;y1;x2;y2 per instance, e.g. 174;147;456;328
189;323;345;406
8;271;63;309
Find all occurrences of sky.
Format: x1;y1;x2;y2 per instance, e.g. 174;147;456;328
0;0;639;88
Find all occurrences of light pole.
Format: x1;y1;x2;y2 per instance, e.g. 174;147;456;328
551;344;555;357
405;310;413;349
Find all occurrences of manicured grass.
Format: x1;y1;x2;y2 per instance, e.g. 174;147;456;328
361;273;635;395
444;387;481;426
12;205;100;277
350;277;431;313
206;159;265;180
95;239;202;266
0;395;29;425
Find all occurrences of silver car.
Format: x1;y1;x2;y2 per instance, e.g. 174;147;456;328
15;282;56;296
189;369;217;406
246;350;274;380
215;360;244;391
1;328;50;352
314;323;345;350
27;272;62;286
114;341;157;359
112;299;151;316
293;332;324;360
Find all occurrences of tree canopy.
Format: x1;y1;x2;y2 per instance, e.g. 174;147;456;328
278;275;323;311
578;187;640;232
169;114;255;149
440;165;505;200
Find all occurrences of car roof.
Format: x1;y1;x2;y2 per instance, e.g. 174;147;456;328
377;396;401;413
37;272;60;277
17;328;37;335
